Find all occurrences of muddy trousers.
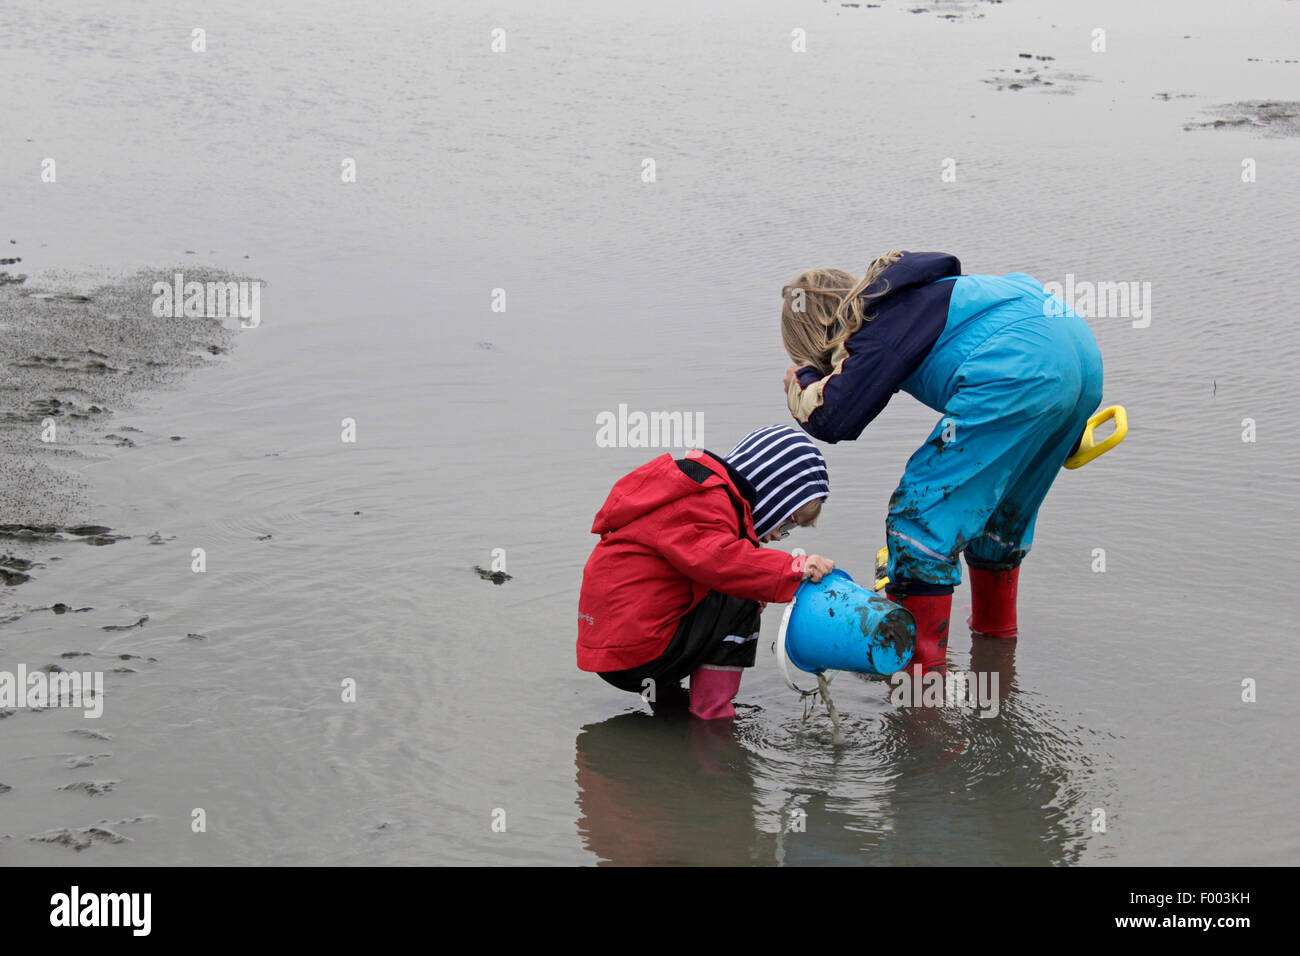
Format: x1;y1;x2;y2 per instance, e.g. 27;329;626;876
597;591;761;700
887;309;1104;592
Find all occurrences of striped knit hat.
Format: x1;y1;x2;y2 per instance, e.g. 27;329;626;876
725;425;830;538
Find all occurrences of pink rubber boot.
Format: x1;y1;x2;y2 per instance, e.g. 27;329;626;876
689;665;743;720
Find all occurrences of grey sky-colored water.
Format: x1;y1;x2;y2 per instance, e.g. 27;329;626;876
1;0;1297;864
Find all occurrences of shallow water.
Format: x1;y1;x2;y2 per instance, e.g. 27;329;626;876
1;0;1298;865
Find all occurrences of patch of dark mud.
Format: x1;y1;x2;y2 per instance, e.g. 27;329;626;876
0;523;120;542
0;255;26;287
67;728;113;741
0;524;129;586
1184;100;1300;138
57;780;118;797
101;614;149;632
897;0;1006;21
0;255;258;586
28;824;130;850
48;603;93;614
64;754;110;769
473;565;512;585
984;53;1091;94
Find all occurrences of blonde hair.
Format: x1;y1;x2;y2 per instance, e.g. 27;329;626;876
781;250;905;374
794;496;823;527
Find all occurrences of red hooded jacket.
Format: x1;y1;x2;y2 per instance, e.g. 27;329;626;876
576;450;807;673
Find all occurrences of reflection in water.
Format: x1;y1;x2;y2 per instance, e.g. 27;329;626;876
575;710;769;866
576;640;1115;865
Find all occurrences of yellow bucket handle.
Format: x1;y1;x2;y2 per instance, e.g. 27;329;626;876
1064;405;1128;470
874;547;890;593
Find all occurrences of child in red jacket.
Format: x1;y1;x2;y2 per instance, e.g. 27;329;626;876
577;425;835;719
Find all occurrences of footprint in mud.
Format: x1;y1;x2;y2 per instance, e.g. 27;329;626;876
473;565;512;585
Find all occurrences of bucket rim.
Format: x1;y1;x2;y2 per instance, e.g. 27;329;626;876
775;593;833;694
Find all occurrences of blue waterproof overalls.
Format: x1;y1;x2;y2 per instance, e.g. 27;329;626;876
887;273;1103;587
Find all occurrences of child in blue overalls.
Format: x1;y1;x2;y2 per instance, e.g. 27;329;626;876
780;251;1103;673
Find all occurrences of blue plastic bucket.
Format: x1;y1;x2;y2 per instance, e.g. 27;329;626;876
777;569;915;679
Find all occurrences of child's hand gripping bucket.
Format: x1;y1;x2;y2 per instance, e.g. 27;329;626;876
775;569;916;692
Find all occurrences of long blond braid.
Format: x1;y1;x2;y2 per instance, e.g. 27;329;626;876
780;250;905;374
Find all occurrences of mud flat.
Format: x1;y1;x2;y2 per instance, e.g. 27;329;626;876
0;257;254;595
1183;100;1300;138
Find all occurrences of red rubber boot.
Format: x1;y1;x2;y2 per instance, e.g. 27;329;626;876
967;564;1020;639
688;665;743;720
889;592;952;674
